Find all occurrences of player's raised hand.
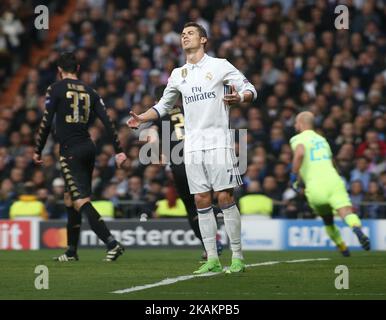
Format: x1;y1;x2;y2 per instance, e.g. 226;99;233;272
115;152;127;169
127;111;142;129
223;85;241;106
33;153;43;165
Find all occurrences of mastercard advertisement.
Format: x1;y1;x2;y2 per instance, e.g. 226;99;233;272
40;223;68;249
42;227;67;248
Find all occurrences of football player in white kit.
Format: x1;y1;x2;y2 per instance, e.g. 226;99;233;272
126;22;257;274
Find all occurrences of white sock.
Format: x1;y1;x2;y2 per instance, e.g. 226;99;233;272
222;203;243;260
197;206;218;260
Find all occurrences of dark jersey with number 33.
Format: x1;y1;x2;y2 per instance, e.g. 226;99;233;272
35;78;122;154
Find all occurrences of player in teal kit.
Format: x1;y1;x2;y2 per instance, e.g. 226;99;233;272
290;112;370;256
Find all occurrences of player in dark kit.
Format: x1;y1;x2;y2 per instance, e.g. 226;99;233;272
34;52;127;262
122;101;222;259
142;104;223;261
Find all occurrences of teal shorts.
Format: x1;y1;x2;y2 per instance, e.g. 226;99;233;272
305;178;352;216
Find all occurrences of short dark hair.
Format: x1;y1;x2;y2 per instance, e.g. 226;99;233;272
57;51;78;73
183;22;208;39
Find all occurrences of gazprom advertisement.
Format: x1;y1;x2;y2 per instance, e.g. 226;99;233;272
241;218;386;251
283;219;372;250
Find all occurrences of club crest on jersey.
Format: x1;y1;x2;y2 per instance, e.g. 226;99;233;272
205;72;213;80
181;68;188;84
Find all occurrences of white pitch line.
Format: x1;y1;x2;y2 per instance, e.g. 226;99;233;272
111;257;331;295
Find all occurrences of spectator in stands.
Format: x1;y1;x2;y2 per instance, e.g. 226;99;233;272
335;122;355;151
373;117;385;141
364;142;386;176
273;162;289;195
0;118;10;146
380;171;386;198
110;168;128;196
269;126;286;157
356;130;386;158
350;180;365;218
242;164;259;189
0;179;16;219
9;181;48;220
362;180;386;219
239;180;273;218
155;183;187;218
262;176;281;217
125;175;147;218
9;167;24;195
46;178;67;219
0;11;24;66
350;157;373;192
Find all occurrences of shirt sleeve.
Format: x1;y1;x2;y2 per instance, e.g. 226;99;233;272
94;93;123;154
35;85;58;155
223;60;257;101
289;135;301;151
152;70;180;118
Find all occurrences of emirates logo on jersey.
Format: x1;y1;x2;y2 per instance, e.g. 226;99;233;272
184;86;216;105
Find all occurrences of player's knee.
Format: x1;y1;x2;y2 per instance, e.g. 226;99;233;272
73;198;90;211
337;206;353;218
322;214;334;226
217;189;234;208
194;192;211;209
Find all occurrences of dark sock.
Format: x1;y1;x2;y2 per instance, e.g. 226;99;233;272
213;206;222;225
79;202;116;248
353;226;363;237
186;205;204;246
66;206;81;255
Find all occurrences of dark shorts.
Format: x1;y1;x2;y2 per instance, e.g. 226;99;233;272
59;139;96;201
170;163;196;213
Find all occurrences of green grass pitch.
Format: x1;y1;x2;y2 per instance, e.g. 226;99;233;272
0;249;385;300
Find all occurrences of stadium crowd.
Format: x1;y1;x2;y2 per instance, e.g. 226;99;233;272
0;0;385;220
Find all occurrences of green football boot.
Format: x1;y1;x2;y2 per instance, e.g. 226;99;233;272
225;258;246;274
193;258;222;274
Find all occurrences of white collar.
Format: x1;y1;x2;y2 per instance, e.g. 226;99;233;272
186;54;208;70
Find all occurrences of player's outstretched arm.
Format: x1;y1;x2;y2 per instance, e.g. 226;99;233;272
126;108;159;129
128;69;179;129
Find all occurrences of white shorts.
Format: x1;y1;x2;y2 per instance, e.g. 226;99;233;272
184;148;243;194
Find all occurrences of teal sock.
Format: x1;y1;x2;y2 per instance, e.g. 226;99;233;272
325;225;343;246
344;213;362;228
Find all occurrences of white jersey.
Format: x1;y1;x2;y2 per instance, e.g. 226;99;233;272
153;54;257;153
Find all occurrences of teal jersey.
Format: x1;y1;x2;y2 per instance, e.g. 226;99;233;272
290;130;340;185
